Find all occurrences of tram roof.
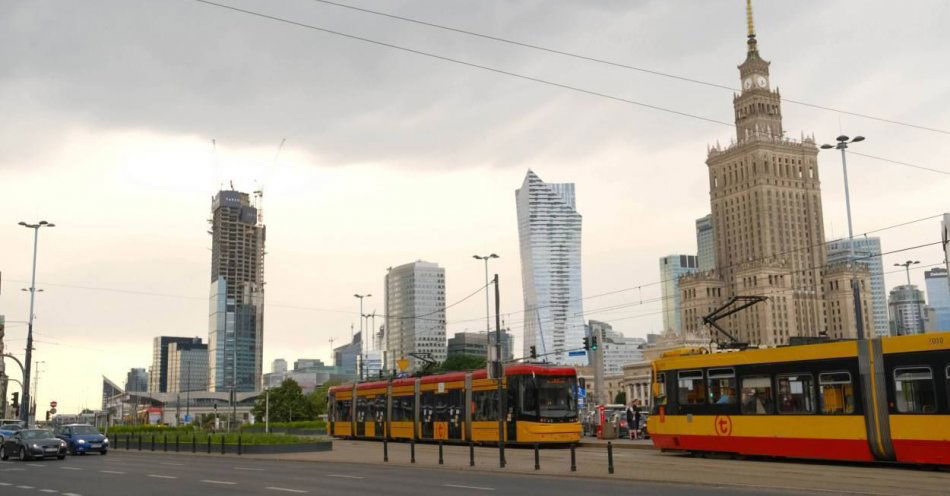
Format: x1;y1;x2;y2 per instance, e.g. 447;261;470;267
329;364;577;393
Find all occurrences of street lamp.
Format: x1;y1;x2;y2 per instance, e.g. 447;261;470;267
472;254;499;338
18;220;54;425
354;293;371;380
893;260;922;334
820;136;866;340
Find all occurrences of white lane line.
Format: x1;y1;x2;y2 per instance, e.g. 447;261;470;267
16;485;35;489
60;466;82;471
5;468;25;471
161;462;184;466
327;474;365;479
443;484;495;491
27;463;45;467
39;490;58;493
201;480;237;485
63;493;82;496
234;466;265;471
264;487;308;493
0;482;12;486
147;474;178;479
100;470;126;474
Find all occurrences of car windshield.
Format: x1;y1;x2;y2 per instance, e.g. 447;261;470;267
70;426;100;435
3;424;23;431
21;429;54;440
537;376;578;419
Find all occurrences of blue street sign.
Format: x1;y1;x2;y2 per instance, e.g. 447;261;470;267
568;350;587;357
576;387;586;399
183;414;192;423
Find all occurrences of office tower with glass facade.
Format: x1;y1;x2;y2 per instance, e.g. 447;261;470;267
826;237;888;336
148;336;203;393
124;368;148;393
333;332;361;377
659;255;699;335
447;331;514;361
385;260;447;372
696;215;716;272
924;268;950;331
516;170;584;364
166;341;209;393
208;190;265;393
889;285;927;335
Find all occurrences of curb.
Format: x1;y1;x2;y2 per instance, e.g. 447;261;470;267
577;442;655;451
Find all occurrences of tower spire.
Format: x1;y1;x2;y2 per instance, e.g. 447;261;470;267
746;0;755;39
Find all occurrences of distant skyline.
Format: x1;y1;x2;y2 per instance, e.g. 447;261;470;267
2;1;949;412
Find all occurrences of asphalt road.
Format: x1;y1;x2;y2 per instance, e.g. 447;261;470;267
0;450;814;496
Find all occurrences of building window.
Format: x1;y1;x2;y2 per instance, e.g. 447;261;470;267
894;367;936;414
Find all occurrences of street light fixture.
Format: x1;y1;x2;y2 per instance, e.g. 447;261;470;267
472;254;499;337
893;260;922;334
354;293;372;380
18;220;54;425
820;136;866;340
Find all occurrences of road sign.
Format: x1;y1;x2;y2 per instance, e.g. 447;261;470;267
568;350;586;357
50;401;57;408
576;386;586;399
397;359;409;371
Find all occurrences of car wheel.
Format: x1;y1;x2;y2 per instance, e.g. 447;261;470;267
20;446;32;461
101;449;107;456
0;446;8;461
57;455;66;460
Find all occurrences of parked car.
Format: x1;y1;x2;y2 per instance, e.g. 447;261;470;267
0;429;67;461
55;423;109;455
0;420;24;443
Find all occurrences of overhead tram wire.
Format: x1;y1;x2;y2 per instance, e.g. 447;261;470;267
307;0;950;137
190;1;950;177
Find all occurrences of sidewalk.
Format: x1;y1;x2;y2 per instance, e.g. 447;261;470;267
577;436;655;450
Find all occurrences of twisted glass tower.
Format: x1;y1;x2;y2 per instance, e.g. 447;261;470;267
516;170;584;365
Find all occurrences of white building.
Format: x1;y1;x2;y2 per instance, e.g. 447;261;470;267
385;261;446;372
659;255;698;335
272;359;287;374
516;170;584;365
587;320;645;376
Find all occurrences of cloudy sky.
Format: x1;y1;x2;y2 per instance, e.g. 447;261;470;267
2;0;949;414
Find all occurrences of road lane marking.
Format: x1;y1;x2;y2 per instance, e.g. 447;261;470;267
0;482;11;486
202;480;237;485
327;474;365;479
147;474;178;479
265;487;308;493
39;490;57;493
63;493;82;496
100;470;126;474
234;466;265;471
444;484;495;491
16;485;35;489
27;463;45;467
161;462;184;466
60;466;82;470
5;468;25;471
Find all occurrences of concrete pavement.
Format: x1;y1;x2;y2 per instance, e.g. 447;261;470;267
0;450;812;496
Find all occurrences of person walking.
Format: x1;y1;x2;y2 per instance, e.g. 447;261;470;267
626;402;636;440
632;401;642;440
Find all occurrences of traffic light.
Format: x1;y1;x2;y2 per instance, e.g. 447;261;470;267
11;392;19;417
582;337;591;350
529;346;537;359
591;336;599;350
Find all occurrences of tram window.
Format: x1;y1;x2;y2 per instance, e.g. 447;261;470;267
336;400;352;421
472;390;499;421
521;378;539;418
653;372;667;408
708;368;737;405
894;367;936;414
678;370;706;405
818;372;855;414
391;396;411;421
777;374;815;414
740;376;773;414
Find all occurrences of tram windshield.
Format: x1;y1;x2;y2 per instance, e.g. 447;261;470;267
521;376;577;421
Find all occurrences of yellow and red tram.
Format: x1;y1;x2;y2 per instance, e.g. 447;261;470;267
328;364;582;445
648;333;950;465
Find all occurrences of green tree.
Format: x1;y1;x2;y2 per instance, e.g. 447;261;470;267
253;379;317;423
436;354;487;373
614;391;627;405
307;379;342;416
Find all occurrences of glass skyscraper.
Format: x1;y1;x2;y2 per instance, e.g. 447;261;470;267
826;237;889;336
516;170;584;365
207;190;265;393
924;268;950;331
696;215;715;272
659;255;698;335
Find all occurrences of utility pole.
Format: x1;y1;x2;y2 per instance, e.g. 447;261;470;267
354;293;371;381
18;220;54;425
493;274;505;467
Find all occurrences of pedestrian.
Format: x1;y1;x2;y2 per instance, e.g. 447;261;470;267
626;402;636;440
633;401;642;440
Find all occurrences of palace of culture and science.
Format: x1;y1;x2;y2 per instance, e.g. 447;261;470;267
678;3;874;347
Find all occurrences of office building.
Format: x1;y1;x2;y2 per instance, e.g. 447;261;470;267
166;340;209;393
272;359;288;374
447;331;514;361
148;336;203;393
385;260;447;372
516;170;584;364
124;368;148;393
696;215;716;272
924;268;950;331
889;285;927;335
334;331;362;377
585;321;645;376
659;255;699;335
680;5;842;346
826;237;888;336
208;189;265;393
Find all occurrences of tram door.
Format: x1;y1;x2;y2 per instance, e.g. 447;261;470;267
420;392;435;439
447;390;463;441
374;394;386;439
355;396;367;437
506;381;518;442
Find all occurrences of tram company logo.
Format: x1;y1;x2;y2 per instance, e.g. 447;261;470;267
713;415;733;436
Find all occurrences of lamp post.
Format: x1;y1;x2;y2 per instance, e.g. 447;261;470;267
472;254;499;342
820;136;866;340
354;293;371;380
893;260;922;334
18;220;54;425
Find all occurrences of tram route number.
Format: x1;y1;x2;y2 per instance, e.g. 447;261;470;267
713;415;733;436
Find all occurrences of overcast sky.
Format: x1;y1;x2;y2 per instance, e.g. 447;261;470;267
2;0;949;414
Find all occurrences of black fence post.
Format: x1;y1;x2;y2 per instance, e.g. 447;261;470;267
438;441;444;465
151;434;155;451
220;435;225;455
163;434;168;452
192;436;196;453
383;437;388;462
126;434;130;450
137;434;142;451
175;435;180;452
607;441;614;475
207;435;211;454
410;438;415;464
237;435;242;456
570;444;576;472
469;442;475;467
534;443;540;470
